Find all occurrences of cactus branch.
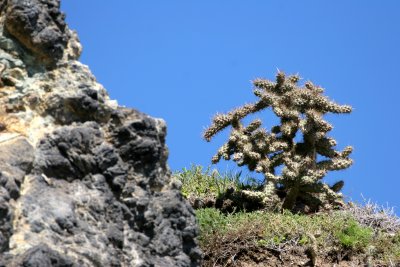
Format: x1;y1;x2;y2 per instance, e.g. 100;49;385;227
204;71;353;212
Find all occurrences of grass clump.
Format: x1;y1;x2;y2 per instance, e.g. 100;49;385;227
174;165;262;211
196;208;229;236
176;165;240;198
175;165;259;199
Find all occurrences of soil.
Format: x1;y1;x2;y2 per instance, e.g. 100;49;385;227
203;245;387;267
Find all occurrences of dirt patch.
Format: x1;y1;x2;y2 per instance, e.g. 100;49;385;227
199;215;391;267
203;241;375;267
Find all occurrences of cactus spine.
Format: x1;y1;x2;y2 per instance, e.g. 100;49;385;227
204;72;353;212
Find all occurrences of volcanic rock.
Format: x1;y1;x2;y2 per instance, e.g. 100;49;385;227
0;1;201;266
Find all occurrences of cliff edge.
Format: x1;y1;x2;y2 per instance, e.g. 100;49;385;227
0;1;201;266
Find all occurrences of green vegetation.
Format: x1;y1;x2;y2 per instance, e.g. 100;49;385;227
175;165;259;199
174;165;264;212
174;166;400;266
336;219;373;251
203;72;353;212
195;207;399;266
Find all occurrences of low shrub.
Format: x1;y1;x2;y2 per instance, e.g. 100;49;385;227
336;219;373;251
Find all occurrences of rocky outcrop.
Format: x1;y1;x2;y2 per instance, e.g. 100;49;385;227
4;0;69;66
0;1;201;266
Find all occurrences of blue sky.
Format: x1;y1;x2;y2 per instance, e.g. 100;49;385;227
61;1;400;211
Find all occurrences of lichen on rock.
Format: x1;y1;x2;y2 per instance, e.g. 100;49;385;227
0;1;201;266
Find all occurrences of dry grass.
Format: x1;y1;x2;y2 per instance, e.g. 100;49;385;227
343;196;400;234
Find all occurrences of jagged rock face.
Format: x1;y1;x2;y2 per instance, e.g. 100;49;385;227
0;1;201;266
3;0;69;65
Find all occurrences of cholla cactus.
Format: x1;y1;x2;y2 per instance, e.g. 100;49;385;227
204;72;353;211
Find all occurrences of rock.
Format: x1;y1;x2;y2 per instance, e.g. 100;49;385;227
4;0;69;66
14;244;76;267
0;1;201;266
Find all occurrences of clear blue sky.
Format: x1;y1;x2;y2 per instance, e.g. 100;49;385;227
61;1;400;211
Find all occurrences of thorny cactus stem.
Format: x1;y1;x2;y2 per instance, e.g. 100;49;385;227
204;72;353;212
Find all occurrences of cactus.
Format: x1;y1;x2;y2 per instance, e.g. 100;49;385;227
204;72;353;212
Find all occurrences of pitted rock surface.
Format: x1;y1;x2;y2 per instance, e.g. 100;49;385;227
0;1;201;266
4;0;69;65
